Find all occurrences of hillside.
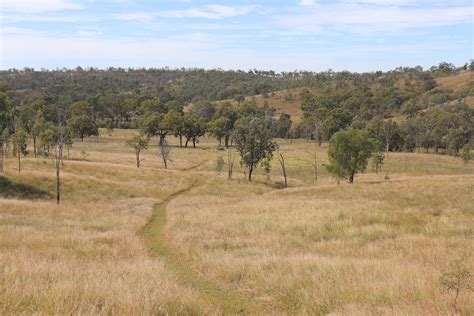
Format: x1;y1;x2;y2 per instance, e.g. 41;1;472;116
215;71;473;123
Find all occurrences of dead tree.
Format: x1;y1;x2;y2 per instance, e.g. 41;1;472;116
228;147;235;179
278;149;288;188
0;139;3;174
55;140;62;204
54;117;67;205
158;138;171;169
307;140;318;181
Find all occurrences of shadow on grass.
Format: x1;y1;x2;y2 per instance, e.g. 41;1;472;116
0;176;52;200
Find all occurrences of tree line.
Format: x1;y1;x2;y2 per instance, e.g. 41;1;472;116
0;61;472;190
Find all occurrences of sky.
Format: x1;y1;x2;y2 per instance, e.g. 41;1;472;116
0;0;472;71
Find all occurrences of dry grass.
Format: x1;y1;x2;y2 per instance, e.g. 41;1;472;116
1;129;473;314
435;70;472;92
0;132;211;314
167;174;474;314
214;87;316;123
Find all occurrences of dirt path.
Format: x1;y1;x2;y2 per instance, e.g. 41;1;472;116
141;173;268;315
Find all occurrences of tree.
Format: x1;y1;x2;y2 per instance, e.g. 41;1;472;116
208;117;228;146
227;147;235;179
440;258;473;313
372;151;385;174
216;156;224;175
183;114;206;148
212;102;238;147
139;111;173;145
68;101;98;141
262;159;271;180
383;120;399;153
234;94;245;105
277;149;288;188
0;90;11;173
39;126;57;155
158;138;171;169
2;128;10;158
275;113;292;138
126;134;149;168
460;144;471;164
166;110;185;147
323;108;353;140
233;116;276;181
326;129;376;183
12;129;29;173
31;111;47;157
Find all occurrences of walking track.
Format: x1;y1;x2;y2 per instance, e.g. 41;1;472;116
141;172;267;315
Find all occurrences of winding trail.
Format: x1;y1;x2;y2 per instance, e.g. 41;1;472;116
141;173;267;315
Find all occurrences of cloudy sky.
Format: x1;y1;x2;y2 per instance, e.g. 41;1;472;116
1;0;472;71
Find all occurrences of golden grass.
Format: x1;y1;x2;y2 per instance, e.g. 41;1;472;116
1;129;473;314
167;174;474;314
0;132;211;314
435;70;472;92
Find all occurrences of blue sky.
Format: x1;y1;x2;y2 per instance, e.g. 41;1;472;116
1;0;472;71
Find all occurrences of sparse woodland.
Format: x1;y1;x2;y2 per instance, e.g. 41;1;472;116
0;62;473;314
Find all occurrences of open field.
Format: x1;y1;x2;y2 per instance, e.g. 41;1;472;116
1;129;473;314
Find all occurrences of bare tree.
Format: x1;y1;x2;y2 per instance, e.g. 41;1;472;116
53;115;67;205
158;138;171;169
0;130;5;174
55;137;62;205
227;146;235;179
0;141;3;174
278;148;288;188
307;139;318;181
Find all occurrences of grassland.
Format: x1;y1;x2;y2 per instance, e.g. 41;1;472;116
1;129;473;314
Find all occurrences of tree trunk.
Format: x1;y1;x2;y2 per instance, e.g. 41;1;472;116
248;165;253;182
56;144;61;205
18;154;21;173
0;140;3;174
159;134;165;146
348;173;354;183
224;136;229;148
279;152;288;188
33;136;37;158
179;135;183;148
185;139;189;148
227;148;234;180
136;151;140;168
192;138;196;148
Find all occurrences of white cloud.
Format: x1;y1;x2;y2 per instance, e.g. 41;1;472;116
0;27;40;35
276;4;473;35
299;0;316;6
1;0;83;13
3;14;85;22
156;4;260;19
77;29;102;37
0;33;331;71
112;13;156;23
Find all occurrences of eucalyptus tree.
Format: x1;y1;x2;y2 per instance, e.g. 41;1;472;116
233;116;276;182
